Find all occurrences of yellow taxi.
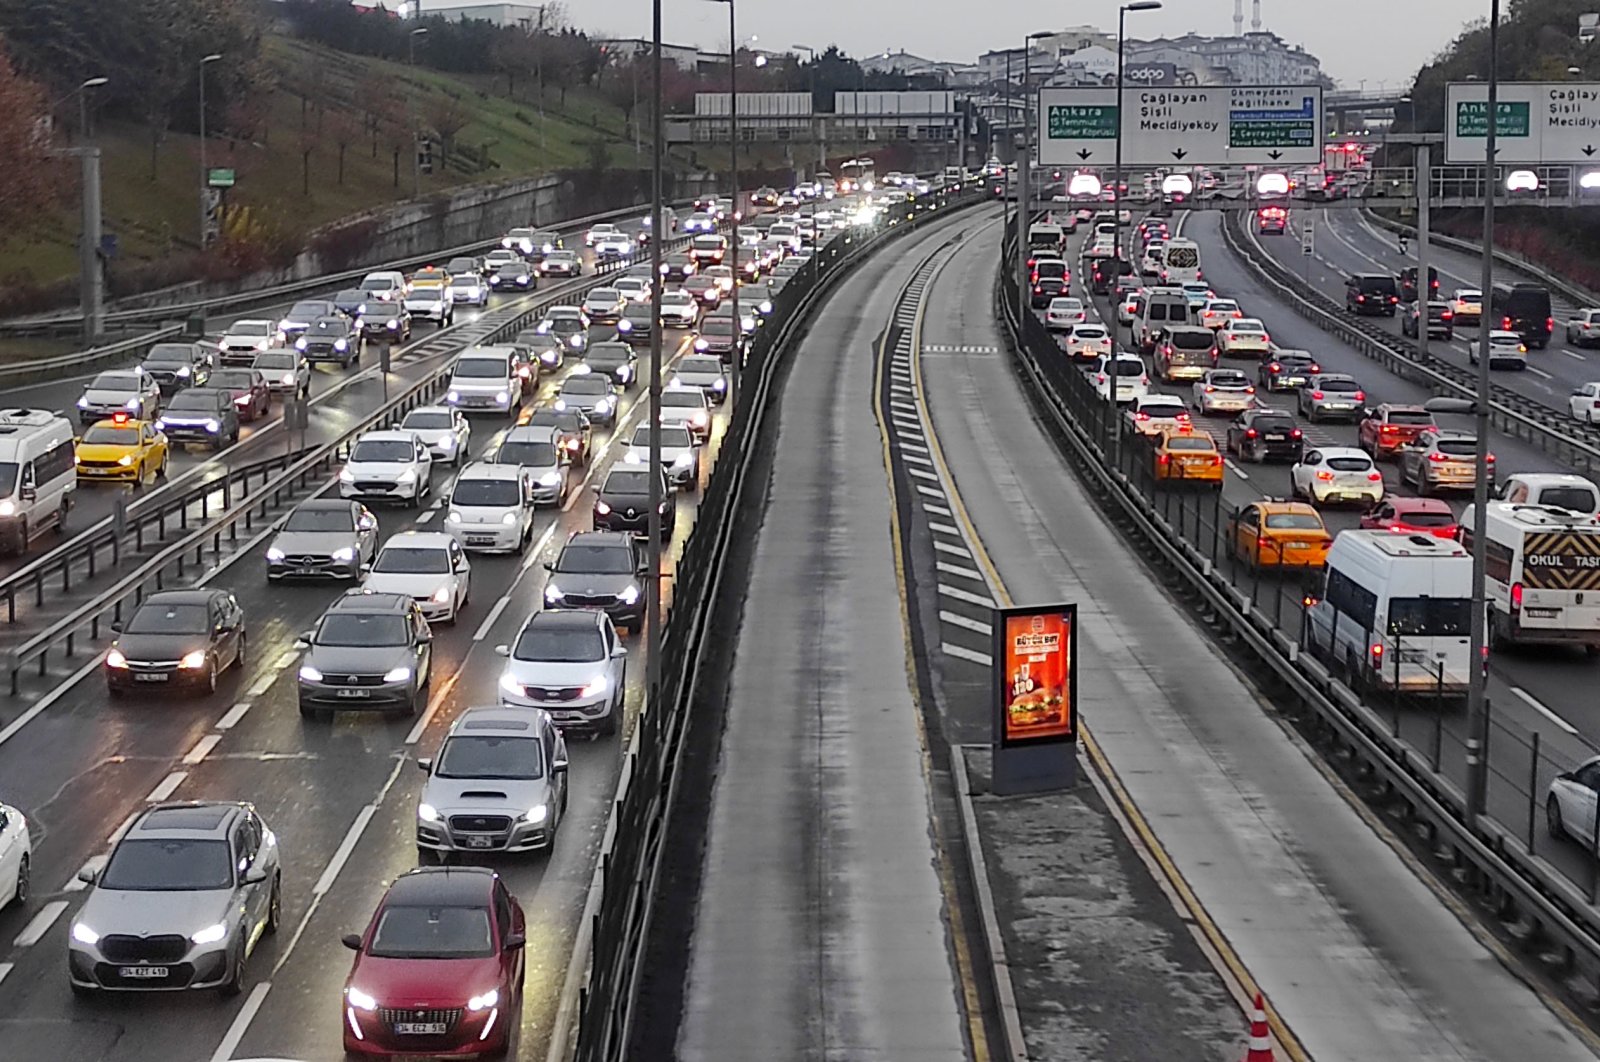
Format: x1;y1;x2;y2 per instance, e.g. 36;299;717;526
1225;499;1332;570
1152;428;1223;488
75;412;169;484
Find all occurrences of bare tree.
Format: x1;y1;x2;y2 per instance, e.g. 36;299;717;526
329;109;361;185
423;91;472;168
0;40;60;234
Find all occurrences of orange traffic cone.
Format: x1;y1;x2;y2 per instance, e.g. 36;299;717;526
1244;991;1274;1061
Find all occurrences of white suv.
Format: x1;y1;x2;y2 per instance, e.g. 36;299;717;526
445;462;534;554
340;430;434;506
363;531;471;624
496;609;627;736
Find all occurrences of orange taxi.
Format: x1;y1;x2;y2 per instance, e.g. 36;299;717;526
1225;499;1332;570
1152;429;1224;488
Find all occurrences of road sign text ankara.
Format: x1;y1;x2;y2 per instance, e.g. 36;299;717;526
1446;82;1600;163
1037;84;1322;166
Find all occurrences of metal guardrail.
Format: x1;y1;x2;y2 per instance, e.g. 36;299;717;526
1218;209;1600;478
998;232;1600;1015
539;185;987;1062
0;325;186;388
2;222;709;691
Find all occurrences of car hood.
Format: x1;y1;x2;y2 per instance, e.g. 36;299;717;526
305;644;416;672
271;530;358;555
160;409;224;424
421;774;552;817
503;657;610;686
115;632;209;663
347;461;419;478
351;954;502;1009
75;442;141;462
83;387;139;404
220;334;271;347
79;885;236;939
300;333;351;346
598;489;652;510
364;571;454;598
546;570;637;597
451;378;512;394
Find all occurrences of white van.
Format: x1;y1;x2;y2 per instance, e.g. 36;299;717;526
0;408;77;554
445;461;534;554
1307;530;1472;697
1135;289;1195;353
446;346;525;416
1160;238;1203;284
1461;501;1600;652
1027;222;1064;258
1498;472;1600;520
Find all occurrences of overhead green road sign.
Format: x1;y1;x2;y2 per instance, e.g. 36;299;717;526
1048;104;1117;141
1038;89;1119;163
1038;84;1322;166
1453;100;1531;139
1230;119;1315;149
1444;82;1600;163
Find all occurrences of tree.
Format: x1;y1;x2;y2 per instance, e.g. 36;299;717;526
0;40;60;235
355;71;402;158
423;90;472;168
328;109;361;185
489;28;538;98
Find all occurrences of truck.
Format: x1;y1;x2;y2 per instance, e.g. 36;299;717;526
1461;501;1600;652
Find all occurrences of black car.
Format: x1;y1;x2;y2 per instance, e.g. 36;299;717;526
529;230;563;258
331;288;371;323
524;405;593;466
490;261;535;291
155;388;240;447
616;301;655;346
279;299;338;341
1030;261;1070;308
1257;350;1321;392
297;316;360;368
694;315;741;362
1345;273;1399;317
1398;265;1440;304
106;589;246;696
1225;409;1304;463
542;531;646;628
584;342;639;388
513;328;565;374
140;342;213;393
1491;282;1553;349
1091;257;1133;295
661;253;695;282
593;464;673;539
296;591;433;718
1402;300;1455;341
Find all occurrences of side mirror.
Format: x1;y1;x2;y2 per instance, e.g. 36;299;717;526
342;933;363;951
417;757;433;773
503;932;526;950
552;752;569;772
19;487;35;502
494;644;511;656
244;866;268;885
109;621;123;634
77;866;98;885
611;645;628;658
543;561;554;571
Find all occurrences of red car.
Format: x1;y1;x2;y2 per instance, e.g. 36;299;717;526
1357;403;1436;460
342;867;525;1058
206;368;272;422
1359;496;1458;538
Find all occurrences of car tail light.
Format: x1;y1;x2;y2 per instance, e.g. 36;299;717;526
1212;454;1223;466
1245;386;1255;394
1311;390;1324;400
1548;317;1555;333
1156;453;1170;465
1353;391;1365;401
1135;412;1149;420
1204;385;1215;393
1428;452;1448;462
1245;428;1258;438
1290;428;1303;439
1442;310;1453;320
1511;582;1524;610
1504;316;1513;329
1096;373;1107;383
1356;295;1366;302
1269;363;1281;372
1316;470;1335;481
1309;363;1321;372
1367;471;1383;481
1258;536;1271;548
1389;296;1399;304
1380;425;1397;434
1487;453;1496;463
1370;642;1384;659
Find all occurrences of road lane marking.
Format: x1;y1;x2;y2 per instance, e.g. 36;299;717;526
936;561;986;581
1562;349;1585;361
406;664;465;746
210;981;273;1062
64;855;107;893
315;805;378;896
1528;365;1554;380
929;520;962;535
215;702;252;730
13;900;68;948
942;642;993;666
183;734;224;765
939;610;992;635
938;583;995;608
0;963;11;987
1225;458;1251;481
146;771;188;803
1512;687;1578;735
933;540;971;558
472;595;513;642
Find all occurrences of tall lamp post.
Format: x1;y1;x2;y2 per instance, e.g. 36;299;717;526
56;76;108;342
1015;30;1052;325
708;0;741;399
197;54;222;249
72;76;108;145
409;27;429;197
793;44;822;173
1107;0;1161;473
645;0;666;697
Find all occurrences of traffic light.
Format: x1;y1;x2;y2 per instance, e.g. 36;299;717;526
417;136;434;175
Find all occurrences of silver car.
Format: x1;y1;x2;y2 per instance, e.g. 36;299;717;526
251;350;311;399
1297;373;1366;423
1191;368;1256;416
670;356;729;405
492;425;567;506
69;802;280;995
415;706;569;860
266;498;379;581
78;369;161;425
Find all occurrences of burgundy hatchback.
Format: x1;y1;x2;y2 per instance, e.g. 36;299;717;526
342;866;525;1058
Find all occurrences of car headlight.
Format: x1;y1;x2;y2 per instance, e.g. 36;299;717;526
299;665;323;682
72;923;100;946
468;988;500;1012
266;547;286;561
539;471;560;486
570;334;585;347
541;348;560;364
597;396;615;411
691;412;708;427
711;377;726;391
295;337;307;350
581;675;609;698
694;338;709;351
386;318;401;330
191;923;228;945
620;584;639;605
522;804;547;826
205;419;220;433
282;373;298;386
436;432;457;449
396;469;418;485
447;390;460;403
332;547;357;562
105;648;128;670
431;586;452;604
73;397;86;410
383;666;412;683
116;454;134;467
417;802;440;823
179;650;208;670
594;500;611;515
544;584;565;601
125;397;141;409
176;366;191;377
446;509;463;524
495;391;510;404
339;470;356;483
500;512;518;526
346;987;378;1011
334;339;348;351
499;672;524;695
672;452;693;469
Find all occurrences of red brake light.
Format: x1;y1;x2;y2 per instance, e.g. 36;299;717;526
1511;582;1524;609
1356;294;1365;302
1245;386;1255;394
111;411;130;425
1212;454;1223;466
1156;453;1170;464
1367;471;1383;481
1380;425;1397;434
1548;317;1556;332
1370;642;1384;659
1311;390;1324;400
1258;536;1271;548
1269;363;1281;372
1245;428;1258;438
1428;452;1448;462
1353;391;1365;401
1290;428;1303;439
1310;363;1321;372
1503;316;1513;329
1205;386;1215;393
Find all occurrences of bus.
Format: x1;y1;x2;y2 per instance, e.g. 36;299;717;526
838;158;877;194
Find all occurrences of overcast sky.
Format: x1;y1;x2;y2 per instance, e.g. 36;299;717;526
577;0;1477;88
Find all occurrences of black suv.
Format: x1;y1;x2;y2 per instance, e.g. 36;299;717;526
296;591;433;718
155;388;241;448
542;531;646;630
1345;273;1399;317
1225;409;1304;464
593;464;674;539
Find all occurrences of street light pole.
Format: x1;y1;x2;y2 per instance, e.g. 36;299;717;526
61;76;109;343
713;0;741;399
1466;0;1501;824
1017;32;1051;325
409;27;429;197
793;44;820;173
198;54;221;249
647;0;665;698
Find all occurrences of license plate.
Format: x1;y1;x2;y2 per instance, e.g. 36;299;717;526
466;536;497;545
134;673;168;683
1264;434;1287;441
465;835;495;849
395;1022;449;1036
1326;402;1353;409
335;688;371;699
1525;607;1560;618
1285;541;1311;550
119;966;168;979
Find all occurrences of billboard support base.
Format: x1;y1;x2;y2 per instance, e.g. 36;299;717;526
992;742;1076;795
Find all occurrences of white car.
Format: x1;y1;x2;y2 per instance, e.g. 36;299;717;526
671;355;729;404
1471;330;1528;370
1198;298;1243;330
363;531;470;624
1290;446;1384;507
1569;382;1600;424
0;802;29;910
683;212;717;234
624;422;699;490
360;270;408;303
1064;323;1113;360
1191;368;1257;415
1045;298;1086;331
582;288;628;322
614;276;652;303
496;609;626;735
1126;394;1192;436
445;346;526;416
445;462;534;554
400;405;472;467
585;223;622;247
592;229;635;259
217;319;278;362
492;425;567;506
658;382;711;441
1092;353;1150;404
1451;288;1483;324
658;290;699;327
77;369;161;425
1547;756;1600;849
1117;290;1143;324
1215;318;1272;357
704;266;735;294
340;429;434;506
448;273;489;306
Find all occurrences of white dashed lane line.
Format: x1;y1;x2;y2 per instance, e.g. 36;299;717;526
12;900;68;949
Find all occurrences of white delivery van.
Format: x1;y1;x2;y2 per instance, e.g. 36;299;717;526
1027;222;1064;259
1461;501;1600;652
1307;530;1472;697
1498;472;1600;520
1134;289;1195;353
1160;238;1203;284
0;408;77;554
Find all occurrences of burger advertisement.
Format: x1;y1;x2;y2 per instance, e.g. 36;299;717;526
993;604;1077;747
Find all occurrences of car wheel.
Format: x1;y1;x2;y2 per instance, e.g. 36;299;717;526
1548;796;1567;841
265;875;281;935
203;659;218;696
12;853;28;907
156;454;168;480
219;943;246;997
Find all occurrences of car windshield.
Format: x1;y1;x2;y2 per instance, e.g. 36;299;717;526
588;344;631;362
255;354;296;370
1265;513;1323;530
497;440;556;466
403;412;453;431
1436;439;1477;456
589;289;621;302
1231;321;1265;333
1035;262;1067;279
679;357;722;374
557;543;634;574
512;622;608;664
1326;457;1372;471
1320;380;1360;393
1396;508;1456;527
285;507;354;532
1073;327;1107;339
1210;373;1249;387
454;358;506;379
373;546;450;574
1387;411;1434;425
1208;302;1238;313
702;318;734;335
370;905;495;959
547;319;581;334
99;838;233;892
1255;418;1295;432
232;321;275;336
210;371;255;389
166;392;220;412
623;305;652;321
661;391;703;408
1166;437;1214;451
92;373;140;391
1141;403;1185;417
82;425;139;445
630;426;692;449
496;263;526;276
548;252;576;263
351;440;415;462
437;735;543;780
125;603;209;634
450;277;478;288
662;293;693;307
1172;332;1213;350
145;345;194;363
453;479;521;507
364;278;398;291
605;470;651;493
563;377;609;396
1388;597;1472;638
316;613;408;646
289;303;328;319
528;411;576;430
1458;292;1481;303
1540;487;1599;512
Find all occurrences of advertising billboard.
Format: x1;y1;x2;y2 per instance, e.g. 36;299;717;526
1122;62;1177;88
992;603;1077;747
